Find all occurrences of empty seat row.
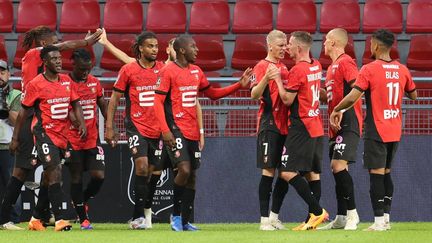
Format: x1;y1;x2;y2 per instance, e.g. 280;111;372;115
1;0;432;35
1;34;432;74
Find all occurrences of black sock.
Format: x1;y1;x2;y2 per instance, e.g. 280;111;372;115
83;178;104;202
173;183;185;217
71;183;87;223
384;173;393;214
289;175;322;216
309;180;321;202
338;170;356;210
145;174;161;209
259;175;273;217
369;174;385;217
181;188;195;225
271;177;288;214
333;172;347;216
48;183;65;220
133;176;148;220
0;176;24;224
32;185;49;219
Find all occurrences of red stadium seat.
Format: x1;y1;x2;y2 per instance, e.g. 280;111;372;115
363;0;403;34
13;34;28;69
0;35;7;62
100;34;135;71
319;35;356;70
194;35;226;72
232;0;273;34
103;0;143;33
204;71;221;77
146;0;186;33
155;34;176;63
60;34;96;71
231;35;267;71
60;0;100;33
277;0;316;33
407;35;432;71
0;0;13;32
406;0;432;33
16;0;57;33
362;36;399;65
320;0;360;33
189;0;229;34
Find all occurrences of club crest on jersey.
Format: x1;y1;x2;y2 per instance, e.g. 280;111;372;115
91;87;96;93
131;147;138;155
65;86;70;91
194;74;199;80
175;150;181;158
155;77;161;88
264;156;268;163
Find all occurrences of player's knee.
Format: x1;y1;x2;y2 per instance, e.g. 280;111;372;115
90;170;105;180
331;160;348;173
262;168;275;177
134;157;149;176
45;165;62;185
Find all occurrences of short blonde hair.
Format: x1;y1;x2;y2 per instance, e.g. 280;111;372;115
266;29;287;45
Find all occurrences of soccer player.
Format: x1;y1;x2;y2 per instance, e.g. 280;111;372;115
105;31;168;229
273;31;328;230
10;45;87;231
0;26;101;230
99;30;205;228
154;35;253;231
250;30;289;231
66;49;107;230
330;29;417;231
318;28;361;230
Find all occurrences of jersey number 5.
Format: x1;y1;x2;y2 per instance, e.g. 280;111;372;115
50;103;69;119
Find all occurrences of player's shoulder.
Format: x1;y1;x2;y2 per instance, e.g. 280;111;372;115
189;63;204;73
253;59;270;69
338;54;357;67
59;73;73;82
87;74;100;83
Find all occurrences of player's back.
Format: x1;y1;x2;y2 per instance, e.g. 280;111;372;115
21;47;43;92
287;59;324;138
354;60;416;142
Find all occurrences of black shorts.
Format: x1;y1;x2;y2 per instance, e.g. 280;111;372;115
126;129;163;169
14;116;39;170
166;130;201;170
256;131;286;169
363;139;399;169
280;130;323;173
329;131;360;163
34;134;65;170
158;147;172;171
68;145;106;171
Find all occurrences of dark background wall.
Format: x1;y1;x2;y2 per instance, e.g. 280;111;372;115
18;136;431;223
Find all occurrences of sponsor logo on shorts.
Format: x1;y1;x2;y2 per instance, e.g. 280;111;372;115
31;159;37;166
336;135;343;144
155;149;162;156
281;161;287;167
334;135;346;156
263;156;268;163
45;155;51;162
159;140;163;149
64;151;71;158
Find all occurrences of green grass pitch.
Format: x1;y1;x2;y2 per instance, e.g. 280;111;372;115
1;222;431;243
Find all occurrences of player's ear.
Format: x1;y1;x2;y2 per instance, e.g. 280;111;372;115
138;45;144;54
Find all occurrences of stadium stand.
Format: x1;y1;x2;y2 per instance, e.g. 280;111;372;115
60;0;100;33
16;0;57;33
407;35;432;72
319;35;356;69
193;35;226;72
189;0;230;34
60;34;96;71
103;0;143;33
362;35;400;65
0;35;7;61
362;0;403;34
155;33;176;62
0;0;13;32
320;0;360;33
146;0;186;33
276;0;316;33
231;34;267;71
232;0;273;34
406;0;432;33
13;34;28;69
100;34;135;71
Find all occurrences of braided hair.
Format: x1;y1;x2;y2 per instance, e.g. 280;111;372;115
22;26;55;49
131;31;157;59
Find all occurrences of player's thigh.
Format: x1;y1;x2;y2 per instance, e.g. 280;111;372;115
84;146;106;172
256;131;286;169
166;130;193;169
385;142;399;169
363;139;388;170
280;130;314;172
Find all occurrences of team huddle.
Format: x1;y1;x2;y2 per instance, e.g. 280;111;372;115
0;25;416;233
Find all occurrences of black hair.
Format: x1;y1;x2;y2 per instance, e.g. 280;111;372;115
40;45;60;61
71;48;92;62
22;25;55;49
173;35;192;54
372;29;395;49
131;31;157;59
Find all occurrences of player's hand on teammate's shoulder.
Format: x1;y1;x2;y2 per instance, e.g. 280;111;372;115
162;131;176;149
85;29;103;46
9;137;19;155
329;111;343;132
238;67;253;88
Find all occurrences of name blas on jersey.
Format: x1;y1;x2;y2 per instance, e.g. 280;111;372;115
383;64;400;120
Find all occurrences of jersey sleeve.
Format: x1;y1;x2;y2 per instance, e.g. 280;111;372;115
353;66;370;92
155;67;171;95
341;58;358;84
70;84;80;102
404;69;416;93
21;82;38;108
198;68;211;91
96;78;103;98
285;67;304;92
250;63;265;89
113;66;129;93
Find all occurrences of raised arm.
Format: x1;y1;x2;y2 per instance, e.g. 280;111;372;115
55;29;102;51
98;28;135;64
203;68;253;100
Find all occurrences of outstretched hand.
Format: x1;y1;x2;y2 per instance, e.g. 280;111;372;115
85;29;103;46
238;67;253;88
